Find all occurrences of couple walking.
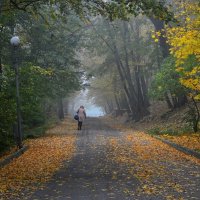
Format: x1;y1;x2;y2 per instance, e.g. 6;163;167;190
76;105;86;130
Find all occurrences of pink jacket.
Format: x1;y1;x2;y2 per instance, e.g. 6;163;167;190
77;108;86;122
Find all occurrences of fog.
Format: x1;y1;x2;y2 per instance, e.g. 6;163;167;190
68;89;105;117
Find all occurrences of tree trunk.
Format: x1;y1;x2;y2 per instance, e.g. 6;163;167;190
140;72;150;107
0;50;2;74
0;50;2;92
106;21;136;117
114;93;121;111
119;93;131;113
177;94;188;107
135;66;150;117
171;96;178;109
58;98;64;120
165;92;173;109
192;97;200;132
127;20;150;118
150;18;170;58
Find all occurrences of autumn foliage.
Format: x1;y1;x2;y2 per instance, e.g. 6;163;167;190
0;119;76;199
166;2;200;100
152;1;200;100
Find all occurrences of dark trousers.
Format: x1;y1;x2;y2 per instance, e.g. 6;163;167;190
78;121;82;130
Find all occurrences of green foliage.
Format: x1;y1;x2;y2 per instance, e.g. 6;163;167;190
0;5;82;152
149;56;186;100
24;116;59;139
0;62;80;151
147;127;179;136
147;127;161;135
19;65;51;127
178;125;193;134
19;63;80;128
0;0;178;151
149;56;199;132
1;0;174;23
101;0;174;22
0;65;16;151
159;129;179;136
0;131;15;152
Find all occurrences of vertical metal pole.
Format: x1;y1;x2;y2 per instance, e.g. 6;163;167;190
14;46;23;149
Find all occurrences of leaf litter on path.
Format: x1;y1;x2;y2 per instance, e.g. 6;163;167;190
0;118;77;199
107;130;200;200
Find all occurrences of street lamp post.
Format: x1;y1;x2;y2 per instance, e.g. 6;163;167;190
10;36;23;149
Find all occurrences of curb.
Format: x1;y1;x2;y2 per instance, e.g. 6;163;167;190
0;145;29;168
151;135;200;159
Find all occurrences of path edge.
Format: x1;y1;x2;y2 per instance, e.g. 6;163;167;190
0;145;29;168
150;135;200;159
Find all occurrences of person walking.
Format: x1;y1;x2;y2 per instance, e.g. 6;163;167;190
77;106;86;130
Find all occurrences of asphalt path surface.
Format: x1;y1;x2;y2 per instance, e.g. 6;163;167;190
29;117;200;200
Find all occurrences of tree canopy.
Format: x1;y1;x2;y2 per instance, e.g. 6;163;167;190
0;0;199;151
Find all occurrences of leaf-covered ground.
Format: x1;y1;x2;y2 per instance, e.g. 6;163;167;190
160;134;200;152
1;117;200;200
107;131;200;199
0;118;76;199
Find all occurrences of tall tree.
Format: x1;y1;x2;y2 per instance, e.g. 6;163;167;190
81;16;158;120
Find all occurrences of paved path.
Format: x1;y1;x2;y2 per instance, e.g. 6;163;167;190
29;118;140;199
29;117;200;200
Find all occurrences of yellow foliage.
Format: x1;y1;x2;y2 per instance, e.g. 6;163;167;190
152;31;162;42
165;2;200;99
179;66;200;92
31;66;53;76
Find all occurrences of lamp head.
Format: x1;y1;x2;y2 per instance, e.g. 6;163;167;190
10;36;20;47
